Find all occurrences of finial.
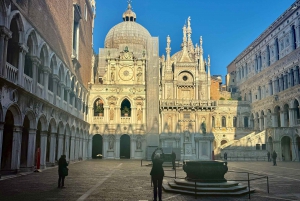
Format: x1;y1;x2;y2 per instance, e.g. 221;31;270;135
200;36;203;47
208;55;210;67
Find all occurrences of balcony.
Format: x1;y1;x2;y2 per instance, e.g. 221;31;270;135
5;62;18;84
160;99;217;110
121;117;131;124
92;116;104;124
48;90;54;104
37;83;44;98
23;74;33;93
56;96;61;107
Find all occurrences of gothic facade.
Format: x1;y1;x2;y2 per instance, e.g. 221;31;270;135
224;0;300;161
0;0;95;171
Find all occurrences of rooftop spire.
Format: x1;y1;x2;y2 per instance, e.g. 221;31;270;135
123;0;136;22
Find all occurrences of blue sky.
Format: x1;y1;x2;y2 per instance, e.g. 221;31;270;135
93;0;295;79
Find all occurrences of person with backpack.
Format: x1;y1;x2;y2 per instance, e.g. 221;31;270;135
150;148;165;201
58;155;68;188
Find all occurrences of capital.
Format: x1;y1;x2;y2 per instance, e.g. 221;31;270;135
19;43;29;53
0;26;12;39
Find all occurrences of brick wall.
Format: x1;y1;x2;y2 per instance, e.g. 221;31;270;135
15;0;93;88
210;78;220;100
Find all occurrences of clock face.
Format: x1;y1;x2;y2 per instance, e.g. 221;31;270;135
119;67;133;81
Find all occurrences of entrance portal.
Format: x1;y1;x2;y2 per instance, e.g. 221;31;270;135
281;136;292;161
120;134;130;159
92;134;103;158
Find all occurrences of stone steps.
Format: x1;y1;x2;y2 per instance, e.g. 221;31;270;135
163;179;255;196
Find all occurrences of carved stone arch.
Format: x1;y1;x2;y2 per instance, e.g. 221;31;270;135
48;118;57;133
38;43;49;66
8;10;25;41
58;121;64;135
58;63;65;82
76;127;80;137
5;103;22;126
49;54;58;74
65;123;71;136
24;109;37;129
37;114;47;131
71;126;76;137
65;70;71;88
25;29;38;56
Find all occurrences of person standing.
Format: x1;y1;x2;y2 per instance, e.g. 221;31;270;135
150;148;165;201
272;151;277;166
267;151;270;162
224;152;227;160
171;151;176;170
58;155;68;188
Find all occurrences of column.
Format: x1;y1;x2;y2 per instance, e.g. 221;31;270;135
259;117;263;131
280;111;285;127
272;113;278;127
52;75;59;105
82;139;87;160
59;83;65;108
269;81;273;95
57;134;64;159
75;137;80;160
17;44;28;86
39;131;48;169
0;122;4;169
130;138;135;159
11;126;22;170
88;137;93;159
290;29;295;50
289;108;296;127
272;79;276;94
264;115;268;129
295;21;300;48
49;133;56;163
0;26;12;76
43;67;51;100
30;57;40;94
64;135;70;161
287;70;292;88
70;136;75;161
115;135;120;159
27;129;37;168
103;136;107;158
294;67;299;85
283;73;288;90
279;76;283;92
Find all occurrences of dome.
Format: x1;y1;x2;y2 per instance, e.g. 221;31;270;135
104;21;151;49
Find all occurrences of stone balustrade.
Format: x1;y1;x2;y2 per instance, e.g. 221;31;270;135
5;62;18;84
121;117;131;124
23;74;33;93
48;90;54;103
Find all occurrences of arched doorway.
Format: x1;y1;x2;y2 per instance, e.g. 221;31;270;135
268;136;273;153
281;136;292;161
221;140;227;146
92;134;103;158
1;111;14;170
20;116;29;167
120;134;130;159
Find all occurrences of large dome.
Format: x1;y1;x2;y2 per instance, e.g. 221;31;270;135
104;21;151;49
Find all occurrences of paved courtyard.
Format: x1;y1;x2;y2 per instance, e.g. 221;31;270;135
0;160;300;201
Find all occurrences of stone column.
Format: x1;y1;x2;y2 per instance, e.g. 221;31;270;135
87;137;93;159
272;79;277;94
43;67;51;100
83;139;87;160
272;113;278;127
283;73;288;90
52;75;59;105
264;115;268;129
39;131;48;169
259;117;264;131
70;136;75;161
279;76;283;92
115;135;120;159
75;137;80;160
294;67;299;85
269;81;273;95
17;44;28;86
280;111;285;127
27;129;37;168
287;70;291;88
30;57;40;94
49;133;57;164
64;135;70;161
194;137;200;159
60;82;65;108
289;108;296;127
57;134;64;160
130;137;135;159
11;126;22;170
290;29;295;51
103;136;107;158
0;26;12;76
0;122;4;169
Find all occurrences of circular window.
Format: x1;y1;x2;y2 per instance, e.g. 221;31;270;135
183;76;188;81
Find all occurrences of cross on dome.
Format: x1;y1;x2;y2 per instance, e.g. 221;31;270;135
123;0;136;21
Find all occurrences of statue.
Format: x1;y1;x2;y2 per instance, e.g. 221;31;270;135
137;72;142;82
201;121;206;134
187;16;191;28
136;137;142;150
109;136;114;150
137;109;142;121
110;108;114;120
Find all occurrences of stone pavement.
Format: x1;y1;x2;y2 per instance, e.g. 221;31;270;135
0;160;299;201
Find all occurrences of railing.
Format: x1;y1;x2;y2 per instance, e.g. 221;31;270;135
220;156;268;161
48;90;54;103
92;116;104;124
56;96;61;107
160;99;217;107
23;74;33;92
5;62;18;84
121;117;131;124
63;100;68;110
37;83;44;98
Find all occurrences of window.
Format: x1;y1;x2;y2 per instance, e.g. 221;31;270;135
233;117;237;127
184;113;190;119
244;117;249;128
256;144;261;150
222;116;226;127
232;79;234;82
262;144;266;150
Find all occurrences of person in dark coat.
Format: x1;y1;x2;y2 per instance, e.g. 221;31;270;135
267;151;270;162
58;155;68;188
150;148;165;201
171;151;176;170
272;151;277;166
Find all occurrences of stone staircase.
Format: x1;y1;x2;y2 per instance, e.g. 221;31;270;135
163;178;255;196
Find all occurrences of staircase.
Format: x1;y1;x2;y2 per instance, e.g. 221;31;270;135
163;178;255;196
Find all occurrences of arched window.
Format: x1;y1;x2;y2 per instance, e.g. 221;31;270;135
244;116;249;128
212;116;215;128
222;116;226;127
94;98;104;116
233;117;237;127
121;99;131;117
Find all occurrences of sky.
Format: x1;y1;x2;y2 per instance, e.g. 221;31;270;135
93;0;296;79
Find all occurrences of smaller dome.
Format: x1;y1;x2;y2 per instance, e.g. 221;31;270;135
122;4;136;22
